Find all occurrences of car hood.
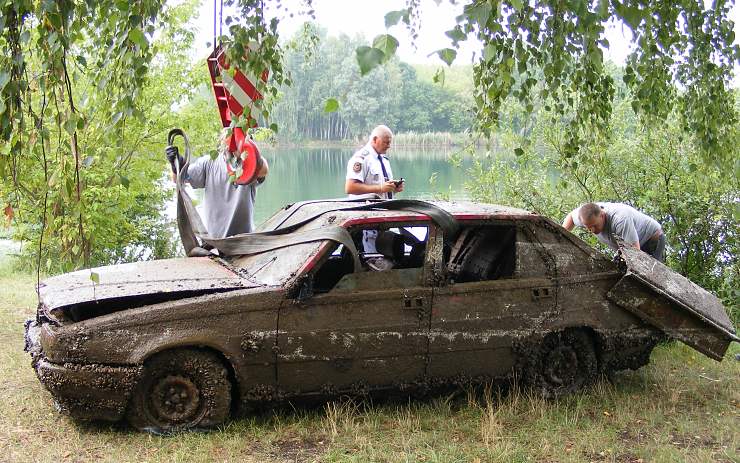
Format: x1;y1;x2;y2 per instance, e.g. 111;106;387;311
39;257;253;312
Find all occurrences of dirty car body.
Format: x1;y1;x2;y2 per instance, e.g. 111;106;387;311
24;199;738;431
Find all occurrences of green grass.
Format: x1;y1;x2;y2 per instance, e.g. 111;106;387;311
0;256;737;462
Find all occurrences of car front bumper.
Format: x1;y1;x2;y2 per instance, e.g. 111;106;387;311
24;319;143;422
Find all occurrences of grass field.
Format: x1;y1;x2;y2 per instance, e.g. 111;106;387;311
0;255;737;463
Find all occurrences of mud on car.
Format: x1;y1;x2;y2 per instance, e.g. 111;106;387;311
24;199;738;432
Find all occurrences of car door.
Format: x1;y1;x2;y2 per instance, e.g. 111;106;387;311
276;224;436;395
428;220;557;379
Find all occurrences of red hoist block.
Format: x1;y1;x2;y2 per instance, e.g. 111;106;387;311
207;45;268;185
224;128;261;185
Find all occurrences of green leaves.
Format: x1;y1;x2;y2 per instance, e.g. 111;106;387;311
462;2;493;27
63;114;79;136
384;9;410;28
436;48;457;66
324;98;339;113
432;68;446;85
445;27;466;43
89;271;100;284
111;111;124;126
355;46;385;75
482;44;497;63
0;72;9;91
373;34;399;60
355;34;399;75
457;0;736;169
0;0;736;274
0;0;192;273
127;28;148;48
613;2;644;30
597;0;610;18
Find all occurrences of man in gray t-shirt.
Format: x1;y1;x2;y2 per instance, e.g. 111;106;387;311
166;143;268;239
562;202;665;261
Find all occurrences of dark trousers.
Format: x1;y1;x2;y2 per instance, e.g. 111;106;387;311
641;234;666;262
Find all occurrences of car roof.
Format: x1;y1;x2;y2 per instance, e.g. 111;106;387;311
257;198;538;232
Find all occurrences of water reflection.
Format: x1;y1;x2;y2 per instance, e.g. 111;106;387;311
180;146;475;230
252;146;473;226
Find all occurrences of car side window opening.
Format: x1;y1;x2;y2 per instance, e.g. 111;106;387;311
312;225;429;294
362;226;428;268
447;224;516;283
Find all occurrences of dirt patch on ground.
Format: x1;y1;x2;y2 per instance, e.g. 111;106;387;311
582;450;644;462
616;428;648;445
269;435;329;462
666;430;720;450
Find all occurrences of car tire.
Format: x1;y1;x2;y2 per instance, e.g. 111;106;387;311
127;348;232;432
528;329;598;398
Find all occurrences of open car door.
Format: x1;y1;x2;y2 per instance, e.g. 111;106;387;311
607;247;738;361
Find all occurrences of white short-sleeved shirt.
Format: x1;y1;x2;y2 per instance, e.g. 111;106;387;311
571;202;661;250
345;144;394;200
345;144;395;253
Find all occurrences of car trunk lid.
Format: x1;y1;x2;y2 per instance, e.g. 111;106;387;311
607;247;738;361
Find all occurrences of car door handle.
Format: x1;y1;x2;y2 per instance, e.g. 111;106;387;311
531;287;553;301
403;296;425;309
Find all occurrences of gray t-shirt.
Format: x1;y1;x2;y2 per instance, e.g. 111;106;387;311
572;202;661;250
185;155;257;238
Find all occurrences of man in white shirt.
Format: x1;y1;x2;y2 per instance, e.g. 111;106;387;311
345;125;403;199
562;202;665;261
345;125;404;269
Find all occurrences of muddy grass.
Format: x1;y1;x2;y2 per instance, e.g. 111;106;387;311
0;258;737;462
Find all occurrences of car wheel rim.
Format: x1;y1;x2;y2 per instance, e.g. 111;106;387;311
150;375;201;424
544;345;578;386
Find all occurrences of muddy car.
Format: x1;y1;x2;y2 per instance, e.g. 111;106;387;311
24;198;738;432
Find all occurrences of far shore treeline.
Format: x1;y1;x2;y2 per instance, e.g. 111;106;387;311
178;24;477;150
271;26;474;142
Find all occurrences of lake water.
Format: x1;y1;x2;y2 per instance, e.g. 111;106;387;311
2;146;475;260
193;146;475;228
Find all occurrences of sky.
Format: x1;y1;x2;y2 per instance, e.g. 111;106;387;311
193;0;739;79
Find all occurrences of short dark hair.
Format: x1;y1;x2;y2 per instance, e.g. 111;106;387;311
579;202;602;222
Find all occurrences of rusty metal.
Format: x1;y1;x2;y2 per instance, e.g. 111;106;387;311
607;247;738;361
38;257;248;312
23;199;738;432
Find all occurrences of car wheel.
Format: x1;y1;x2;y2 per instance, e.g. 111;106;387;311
531;329;598;397
127;348;231;432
